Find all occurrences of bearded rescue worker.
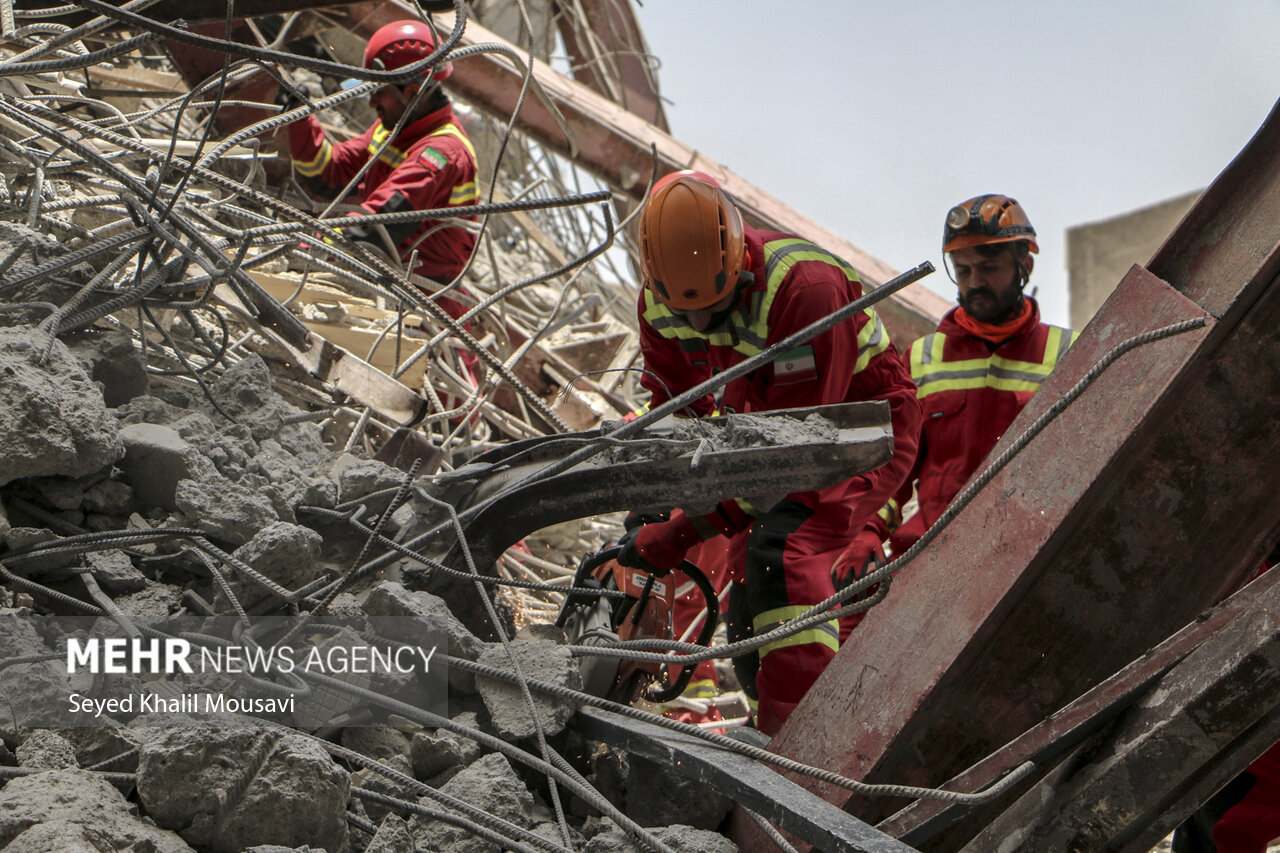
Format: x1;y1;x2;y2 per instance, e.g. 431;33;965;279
285;19;478;320
831;195;1076;586
619;173;922;735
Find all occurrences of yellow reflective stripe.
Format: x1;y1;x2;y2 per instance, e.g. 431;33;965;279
853;307;889;373
753;605;840;659
911;326;1074;397
877;498;900;528
368;124;407;168
641;288;753;352
641;238;862;360
293;139;332;178
449;181;478;205
429;122;477;163
682;679;718;700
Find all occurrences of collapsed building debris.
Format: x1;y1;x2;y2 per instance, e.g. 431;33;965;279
4;3;1275;853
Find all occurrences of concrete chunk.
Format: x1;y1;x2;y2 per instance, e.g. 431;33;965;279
476;641;582;740
0;328;123;487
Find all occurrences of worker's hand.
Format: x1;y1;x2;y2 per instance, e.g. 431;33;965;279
830;528;886;593
616;510;702;576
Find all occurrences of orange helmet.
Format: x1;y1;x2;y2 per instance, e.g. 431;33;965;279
364;20;452;82
650;169;720;196
639;175;745;311
943;194;1038;254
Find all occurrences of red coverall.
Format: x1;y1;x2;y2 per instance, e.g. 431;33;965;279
638;227;922;734
288;102;478;320
885;299;1075;553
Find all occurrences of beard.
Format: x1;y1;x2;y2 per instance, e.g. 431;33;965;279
958;279;1024;325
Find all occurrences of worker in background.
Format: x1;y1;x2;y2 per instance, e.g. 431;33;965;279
831;195;1076;591
618;172;922;735
282;19;478;322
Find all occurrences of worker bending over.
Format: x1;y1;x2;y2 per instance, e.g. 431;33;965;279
619;172;921;735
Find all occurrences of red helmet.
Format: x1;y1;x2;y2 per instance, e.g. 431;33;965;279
639;175;746;311
943;194;1038;254
363;20;452;82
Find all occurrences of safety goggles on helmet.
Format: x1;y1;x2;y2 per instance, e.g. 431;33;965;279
943;194;1039;255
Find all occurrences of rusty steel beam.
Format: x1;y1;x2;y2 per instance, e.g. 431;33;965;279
335;2;946;344
878;553;1280;850
552;0;669;131
961;564;1280;852
736;99;1280;850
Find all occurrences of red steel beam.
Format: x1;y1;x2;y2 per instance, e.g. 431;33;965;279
552;0;669;132
738;98;1280;849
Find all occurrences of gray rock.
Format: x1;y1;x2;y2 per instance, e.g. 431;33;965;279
409;726;481;784
583;825;738;853
366;814;415;853
227;521;322;607
0;327;123;487
95;580;183;631
0;607;51;658
337;459;407;504
476;641;581;740
351;753;417;824
85;549;147;595
15;729;78;769
136;721;349;853
113;394;189;427
362;582;483;694
209;354;301;441
118;423;217;510
54;723;142;772
409;752;535;853
341;724;412;762
0;768;195;852
66;327;148;407
174;477;279;545
82;477;137;516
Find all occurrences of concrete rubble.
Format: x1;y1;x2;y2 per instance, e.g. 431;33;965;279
0;4;764;852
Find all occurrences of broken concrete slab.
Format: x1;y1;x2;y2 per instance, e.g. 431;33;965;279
409;752;536;853
0;327;124;487
361;582;484;694
117;422;218;510
583;825;738;853
66;327;148;407
366;814;415;853
85;549;148;595
226;521;322;608
0;768;196;853
174;476;280;545
15;729;78;769
409;724;482;784
136;721;350;853
476;640;581;740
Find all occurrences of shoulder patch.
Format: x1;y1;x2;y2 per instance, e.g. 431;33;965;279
774;345;817;385
420;147;448;171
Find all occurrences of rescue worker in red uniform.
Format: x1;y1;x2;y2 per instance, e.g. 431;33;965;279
618;173;922;735
831;195;1076;588
285;19;478;321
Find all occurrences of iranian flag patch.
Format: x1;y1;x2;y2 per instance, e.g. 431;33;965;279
775;345;817;384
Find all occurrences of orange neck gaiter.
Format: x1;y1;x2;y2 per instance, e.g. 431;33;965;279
953;298;1036;344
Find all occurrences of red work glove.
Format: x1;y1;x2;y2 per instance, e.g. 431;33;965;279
831;527;886;592
617;509;703;576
